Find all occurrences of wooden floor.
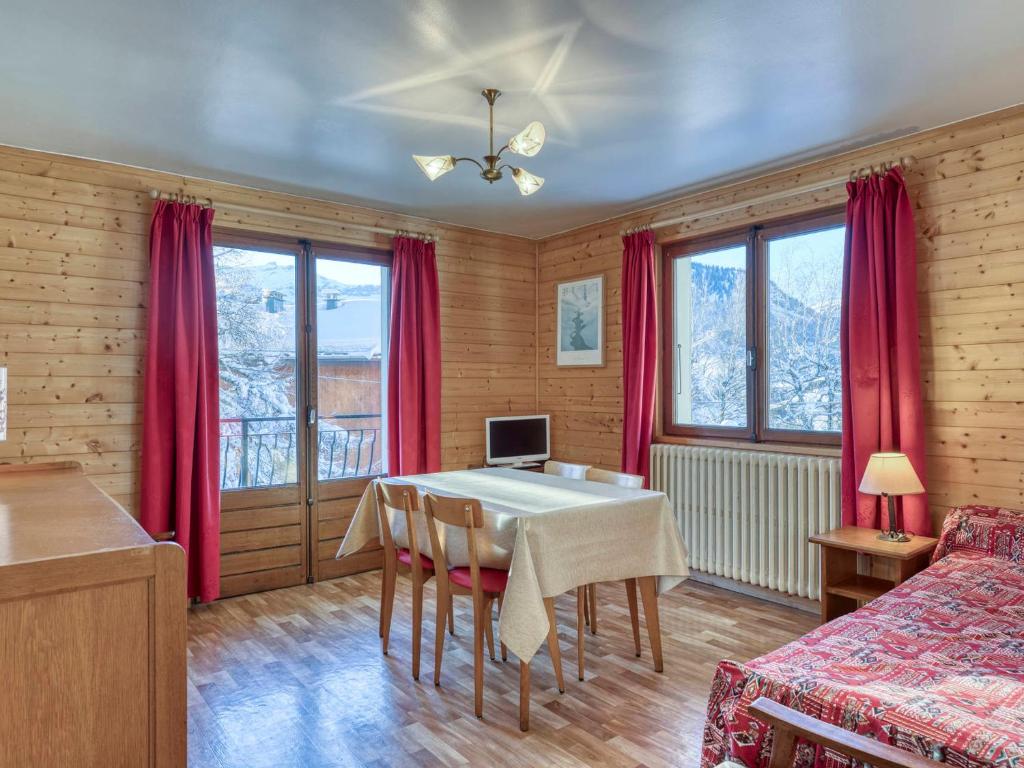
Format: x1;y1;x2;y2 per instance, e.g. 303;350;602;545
187;572;817;768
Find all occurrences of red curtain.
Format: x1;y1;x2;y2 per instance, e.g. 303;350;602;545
841;167;928;534
621;229;658;485
140;200;221;602
387;235;441;476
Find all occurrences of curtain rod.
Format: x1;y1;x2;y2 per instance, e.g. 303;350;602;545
621;155;916;236
147;189;439;242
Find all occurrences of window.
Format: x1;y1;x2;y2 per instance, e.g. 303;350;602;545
215;242;301;488
214;236;390;490
314;252;389;481
663;209;845;444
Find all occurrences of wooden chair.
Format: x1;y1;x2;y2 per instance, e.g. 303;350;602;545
743;697;944;768
375;481;453;681
577;467;646;672
543;460;590;479
585;467;644;489
543;460;605;656
424;492;565;727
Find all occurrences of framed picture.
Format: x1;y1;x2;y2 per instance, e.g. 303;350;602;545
556;274;604;367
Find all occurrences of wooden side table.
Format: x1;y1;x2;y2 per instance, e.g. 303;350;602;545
809;526;938;623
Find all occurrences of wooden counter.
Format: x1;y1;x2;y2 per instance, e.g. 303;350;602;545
0;462;186;767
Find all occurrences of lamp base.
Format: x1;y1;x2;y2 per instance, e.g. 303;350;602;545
878;529;911;543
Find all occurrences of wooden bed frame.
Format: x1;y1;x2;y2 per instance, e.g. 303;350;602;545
747;698;943;768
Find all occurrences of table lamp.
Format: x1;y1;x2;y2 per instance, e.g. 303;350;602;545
858;452;923;542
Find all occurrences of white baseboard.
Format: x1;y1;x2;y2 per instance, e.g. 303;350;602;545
687;570;819;615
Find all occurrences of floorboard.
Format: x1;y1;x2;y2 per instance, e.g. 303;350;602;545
187;573;817;767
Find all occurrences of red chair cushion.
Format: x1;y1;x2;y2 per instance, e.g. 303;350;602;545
397;548;434;570
448;565;508;593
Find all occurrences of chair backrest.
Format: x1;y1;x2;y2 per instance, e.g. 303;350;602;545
543;460;590;480
423;493;485;597
586;467;644;489
375;480;427;575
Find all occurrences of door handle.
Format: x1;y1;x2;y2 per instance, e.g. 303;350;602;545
675;344;683;395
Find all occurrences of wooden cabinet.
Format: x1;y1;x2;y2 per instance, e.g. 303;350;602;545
810;526;938;624
0;462;186;767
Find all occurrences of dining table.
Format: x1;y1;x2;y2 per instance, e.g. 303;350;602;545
336;466;690;728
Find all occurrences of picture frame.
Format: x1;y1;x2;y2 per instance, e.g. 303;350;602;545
556;274;605;367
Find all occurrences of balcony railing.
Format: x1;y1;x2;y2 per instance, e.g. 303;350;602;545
219;414;382;489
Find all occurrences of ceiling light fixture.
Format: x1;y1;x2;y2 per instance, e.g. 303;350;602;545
412;88;546;196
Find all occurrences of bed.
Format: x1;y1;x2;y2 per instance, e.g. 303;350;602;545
701;505;1024;768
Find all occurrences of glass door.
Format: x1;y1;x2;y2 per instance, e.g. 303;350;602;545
213;235;309;597
306;244;391;581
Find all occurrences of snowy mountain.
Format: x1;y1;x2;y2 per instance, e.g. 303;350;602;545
688;262;841;431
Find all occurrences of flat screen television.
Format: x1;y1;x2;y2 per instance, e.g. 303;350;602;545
485;415;550;467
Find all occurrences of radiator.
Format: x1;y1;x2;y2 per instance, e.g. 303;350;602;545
650;444;841;600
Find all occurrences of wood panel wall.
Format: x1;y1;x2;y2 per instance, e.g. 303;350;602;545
537;105;1024;534
0;144;537;595
3;101;1023;591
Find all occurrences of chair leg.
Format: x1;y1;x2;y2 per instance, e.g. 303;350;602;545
576;586;586;681
447;593;455;635
543;596;565;693
588;583;598;635
483;597;496;661
381;559;397;655
625;578;642;658
583;585;591;627
411;576;424;681
473;592;485;718
519;660;531;732
498;592;507;662
434;583;447;686
637;575;664;673
379;568;386;638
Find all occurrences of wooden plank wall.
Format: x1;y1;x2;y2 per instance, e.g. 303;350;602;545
537;105;1024;534
3;100;1023;581
0;144;537;595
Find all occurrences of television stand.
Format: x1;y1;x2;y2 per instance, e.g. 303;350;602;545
491;461;542;471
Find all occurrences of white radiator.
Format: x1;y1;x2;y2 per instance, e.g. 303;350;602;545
651;444;841;600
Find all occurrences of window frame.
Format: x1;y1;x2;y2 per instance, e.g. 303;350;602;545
211;229;395;495
212;230;307;497
661;207;845;446
660;226;756;441
305;240;393;483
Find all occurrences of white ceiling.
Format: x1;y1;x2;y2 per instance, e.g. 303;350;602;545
2;0;1023;238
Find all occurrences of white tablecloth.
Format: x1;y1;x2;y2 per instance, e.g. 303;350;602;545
337;467;690;662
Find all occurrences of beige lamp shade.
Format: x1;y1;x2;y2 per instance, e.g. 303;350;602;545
412;154;456;181
507;120;546;157
511;167;544;196
859;452;924;496
0;365;6;441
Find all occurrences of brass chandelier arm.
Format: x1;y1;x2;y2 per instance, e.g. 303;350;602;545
453;156;485;171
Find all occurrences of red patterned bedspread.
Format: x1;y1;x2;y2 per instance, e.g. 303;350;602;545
701;506;1024;768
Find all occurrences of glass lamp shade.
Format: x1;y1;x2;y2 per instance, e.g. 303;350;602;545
858;452;924;496
412;154;456;181
511;167;544;196
507;121;546;157
0;365;6;441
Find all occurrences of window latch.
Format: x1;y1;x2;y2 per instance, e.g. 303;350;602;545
307;406;316;426
747;347;757;370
